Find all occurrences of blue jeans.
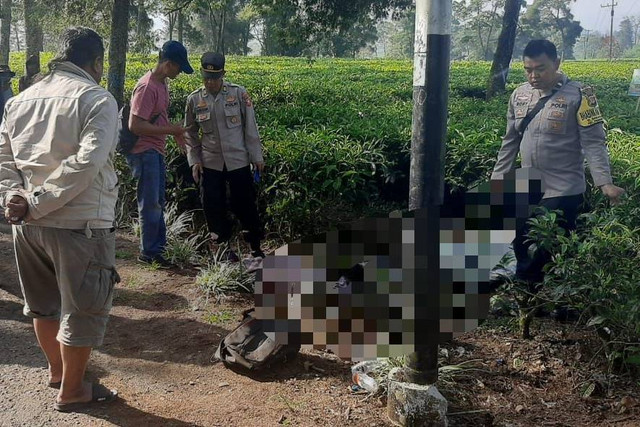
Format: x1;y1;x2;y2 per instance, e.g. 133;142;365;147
126;150;166;259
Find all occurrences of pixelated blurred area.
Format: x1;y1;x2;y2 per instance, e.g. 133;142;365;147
255;168;544;360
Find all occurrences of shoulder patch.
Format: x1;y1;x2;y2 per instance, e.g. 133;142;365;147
242;91;253;108
577;86;603;127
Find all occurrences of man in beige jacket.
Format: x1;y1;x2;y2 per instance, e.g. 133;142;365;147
0;27;119;412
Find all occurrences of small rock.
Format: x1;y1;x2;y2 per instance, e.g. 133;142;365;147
189;381;196;386
515;405;525;413
218;382;230;388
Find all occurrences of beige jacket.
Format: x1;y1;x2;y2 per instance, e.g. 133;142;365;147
184;81;263;171
492;74;612;198
0;61;119;229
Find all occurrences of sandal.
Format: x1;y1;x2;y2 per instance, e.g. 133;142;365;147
54;383;118;412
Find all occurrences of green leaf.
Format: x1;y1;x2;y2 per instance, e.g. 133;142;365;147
586;316;607;327
582;383;596;398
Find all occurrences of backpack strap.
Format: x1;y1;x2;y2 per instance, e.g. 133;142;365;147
130;84;161;125
516;92;554;136
516;78;569;137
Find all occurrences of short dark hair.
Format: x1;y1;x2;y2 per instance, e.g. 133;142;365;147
51;27;104;69
523;40;558;61
158;50;169;63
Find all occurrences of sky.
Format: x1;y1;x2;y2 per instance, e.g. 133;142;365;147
569;0;640;34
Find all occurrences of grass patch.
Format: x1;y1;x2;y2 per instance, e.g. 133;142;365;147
204;309;235;324
115;250;135;260
196;255;254;303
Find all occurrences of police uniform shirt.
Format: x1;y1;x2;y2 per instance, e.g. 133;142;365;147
491;74;613;198
184;81;263;171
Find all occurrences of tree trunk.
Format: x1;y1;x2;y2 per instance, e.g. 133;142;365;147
0;0;12;66
168;11;176;40
12;22;19;51
24;0;41;73
486;0;523;99
242;23;250;55
483;2;500;60
216;6;226;53
177;10;184;43
208;6;217;51
108;0;129;108
136;0;145;50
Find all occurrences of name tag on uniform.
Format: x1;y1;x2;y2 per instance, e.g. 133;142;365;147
515;108;527;119
197;111;211;122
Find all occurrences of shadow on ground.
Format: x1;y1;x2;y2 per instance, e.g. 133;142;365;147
99;314;228;366
0;299;28;322
59;399;202;427
113;289;190;312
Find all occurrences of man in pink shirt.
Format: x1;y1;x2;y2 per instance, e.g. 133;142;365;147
127;41;193;267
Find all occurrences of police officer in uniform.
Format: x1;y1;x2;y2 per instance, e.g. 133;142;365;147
184;52;265;269
492;39;625;284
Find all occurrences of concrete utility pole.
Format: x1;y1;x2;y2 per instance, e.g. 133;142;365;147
407;0;452;385
582;29;591;60
602;2;617;61
386;1;452;425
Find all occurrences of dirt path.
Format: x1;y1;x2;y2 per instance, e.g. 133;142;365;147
1;229;639;426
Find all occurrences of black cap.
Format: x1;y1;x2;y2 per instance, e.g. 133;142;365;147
161;41;194;74
200;52;225;79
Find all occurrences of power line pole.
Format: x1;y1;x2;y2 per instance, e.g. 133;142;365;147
407;0;452;386
582;29;590;60
602;2;617;61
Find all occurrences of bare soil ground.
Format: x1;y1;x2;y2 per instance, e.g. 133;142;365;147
1;229;639;427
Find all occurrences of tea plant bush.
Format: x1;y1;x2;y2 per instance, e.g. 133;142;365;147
8;54;640;363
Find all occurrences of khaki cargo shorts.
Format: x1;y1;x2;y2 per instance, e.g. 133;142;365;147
13;225;120;347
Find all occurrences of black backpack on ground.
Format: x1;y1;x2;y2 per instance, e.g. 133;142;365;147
215;308;300;371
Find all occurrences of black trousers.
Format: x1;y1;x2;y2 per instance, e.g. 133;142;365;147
513;193;583;283
201;165;263;251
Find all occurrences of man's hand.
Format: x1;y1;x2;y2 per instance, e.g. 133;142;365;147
170;124;188;136
175;132;187;155
253;161;265;174
4;195;28;224
192;163;203;184
600;184;625;206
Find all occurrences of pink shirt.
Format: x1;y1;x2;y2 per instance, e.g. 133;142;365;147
130;71;170;155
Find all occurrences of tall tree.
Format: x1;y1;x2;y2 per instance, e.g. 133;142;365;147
631;17;640;46
0;0;12;65
618;17;634;52
23;0;43;63
452;0;503;60
320;14;378;58
486;0;524;99
132;0;154;53
253;0;411;57
517;0;581;59
108;0;129;108
574;30;605;60
236;1;258;55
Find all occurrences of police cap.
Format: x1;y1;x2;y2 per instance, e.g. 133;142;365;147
201;52;225;79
